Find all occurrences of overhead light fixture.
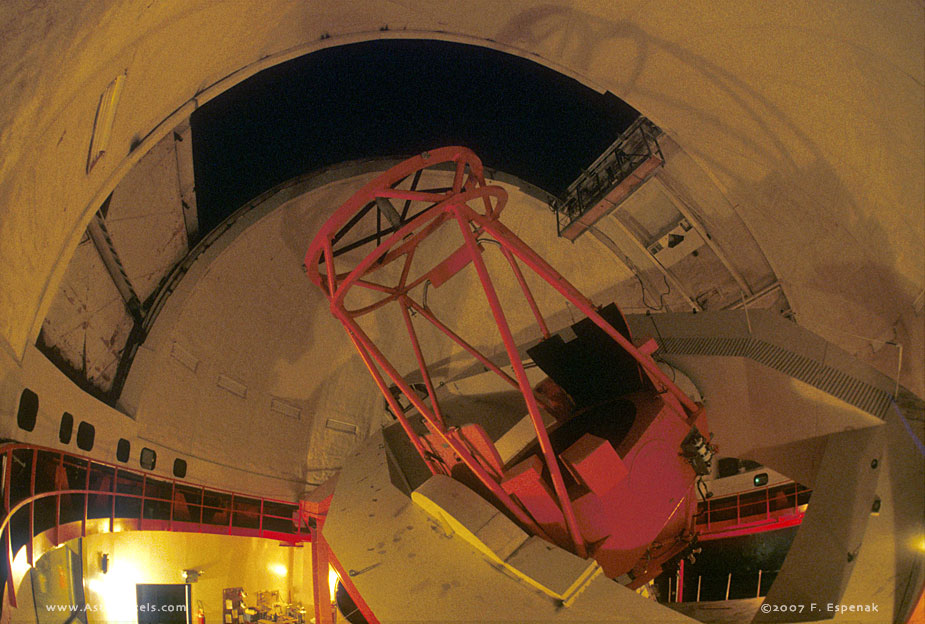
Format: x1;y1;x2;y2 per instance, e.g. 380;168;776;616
87;73;126;173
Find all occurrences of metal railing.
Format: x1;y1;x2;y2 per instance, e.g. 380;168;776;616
1;443;311;607
550;117;664;236
696;481;811;539
668;568;782;603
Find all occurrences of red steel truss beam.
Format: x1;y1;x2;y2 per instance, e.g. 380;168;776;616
330;302;548;539
303;147;704;560
459;205;699;418
311;529;334;624
453;206;585;556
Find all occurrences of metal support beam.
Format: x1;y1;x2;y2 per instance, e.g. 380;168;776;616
85;208;143;322
324;533;381;624
172;119;199;246
312;530;334;624
724;281;783;310
85;201;152;404
107;320;147;404
653;176;753;295
455;207;586;557
375;197;403;228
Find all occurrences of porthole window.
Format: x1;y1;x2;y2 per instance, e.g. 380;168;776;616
140;447;156;471
59;412;74;444
76;422;95;451
17;388;38;432
173;458;187;479
116;438;131;463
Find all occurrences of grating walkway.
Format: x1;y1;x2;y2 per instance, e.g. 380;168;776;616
625;311;907;420
654;335;894;418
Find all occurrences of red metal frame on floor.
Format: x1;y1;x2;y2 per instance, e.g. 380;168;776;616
0;443;312;608
696;481;811;541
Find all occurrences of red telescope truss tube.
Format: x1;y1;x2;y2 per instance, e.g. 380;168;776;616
305;147;712;583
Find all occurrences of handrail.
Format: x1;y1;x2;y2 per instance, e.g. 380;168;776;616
1;443;312;608
1;488;305;541
550;117;664;236
673;568;782;603
0;442;307;504
696;481;811;539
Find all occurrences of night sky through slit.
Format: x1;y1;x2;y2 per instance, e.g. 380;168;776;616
190;39;638;238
